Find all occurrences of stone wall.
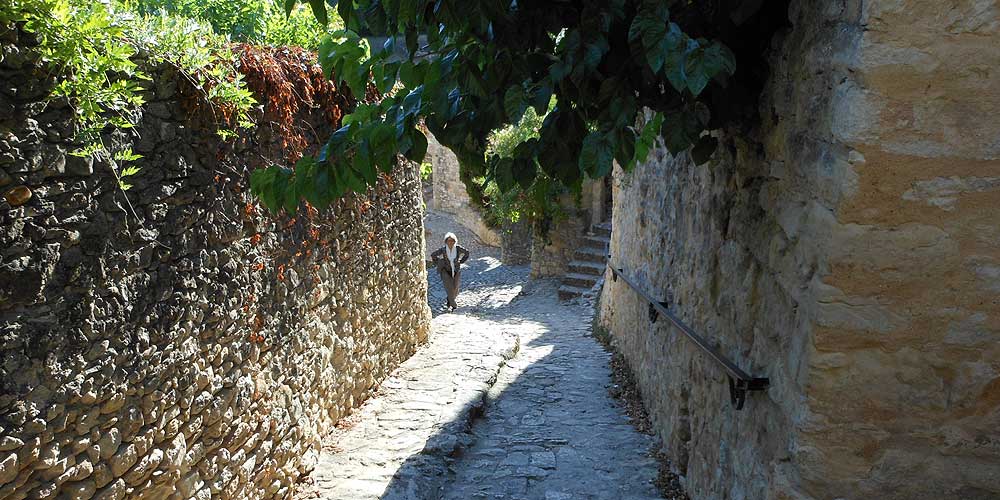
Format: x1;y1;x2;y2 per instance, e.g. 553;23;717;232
0;33;431;500
529;180;605;278
426;134;500;247
529;200;588;278
798;0;1000;497
498;220;531;266
599;1;1000;499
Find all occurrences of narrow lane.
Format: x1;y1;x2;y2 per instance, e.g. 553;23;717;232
439;279;662;500
297;211;662;499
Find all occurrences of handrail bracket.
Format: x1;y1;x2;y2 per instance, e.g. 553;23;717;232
728;376;770;410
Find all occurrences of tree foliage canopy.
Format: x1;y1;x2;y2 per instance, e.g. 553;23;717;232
245;0;783;212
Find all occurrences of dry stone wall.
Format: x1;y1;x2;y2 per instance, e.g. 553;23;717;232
0;31;431;500
600;0;1000;499
499;220;531;266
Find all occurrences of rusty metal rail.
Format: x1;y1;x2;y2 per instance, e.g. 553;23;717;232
608;263;769;410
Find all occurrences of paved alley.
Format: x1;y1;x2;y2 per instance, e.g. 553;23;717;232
295;211;663;500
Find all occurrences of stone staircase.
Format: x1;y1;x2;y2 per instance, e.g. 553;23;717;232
558;223;612;301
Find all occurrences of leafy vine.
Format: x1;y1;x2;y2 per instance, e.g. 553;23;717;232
250;0;789;214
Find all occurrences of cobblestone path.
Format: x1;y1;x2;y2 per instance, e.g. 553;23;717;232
296;212;662;499
423;209;529;315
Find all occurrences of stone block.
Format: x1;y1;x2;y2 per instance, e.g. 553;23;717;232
0;451;18;485
59;479;95;500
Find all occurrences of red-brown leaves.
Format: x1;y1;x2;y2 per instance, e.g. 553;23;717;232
237;44;351;163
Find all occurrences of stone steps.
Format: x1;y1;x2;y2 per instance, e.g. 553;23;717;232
573;246;608;264
568;260;606;276
563;272;601;289
558;284;592;301
582;234;611;250
558;223;611;301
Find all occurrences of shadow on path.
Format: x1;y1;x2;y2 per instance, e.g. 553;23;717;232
381;280;662;500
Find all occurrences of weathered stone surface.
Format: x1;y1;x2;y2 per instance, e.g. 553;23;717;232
499;219;532;265
59;479;95;500
95;431;119;462
442;281;660;500
0;27;431;500
3;184;31;206
0;452;18;485
530;181;608;278
599;1;1000;499
91;479;125;500
529;202;587;278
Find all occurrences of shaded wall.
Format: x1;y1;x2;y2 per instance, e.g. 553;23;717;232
0;32;431;500
600;0;1000;498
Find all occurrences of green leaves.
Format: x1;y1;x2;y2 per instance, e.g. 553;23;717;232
630;0;669;72
308;0;327;25
113;148;143;191
579;131;614;178
317;31;369;96
662;23;691;92
628;1;668;47
583;37;610;71
690;136;718;165
369;123;397;172
251;165;296;212
504;85;527;123
512;157;537;189
404;128;428;163
632;112;664;168
684;41;735;96
256;0;743;216
661;104;709;154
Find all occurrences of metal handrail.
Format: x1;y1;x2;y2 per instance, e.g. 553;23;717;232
608;262;769;410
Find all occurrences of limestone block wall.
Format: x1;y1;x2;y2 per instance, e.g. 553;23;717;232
799;0;1000;497
426;134;500;247
0;32;431;500
599;0;1000;498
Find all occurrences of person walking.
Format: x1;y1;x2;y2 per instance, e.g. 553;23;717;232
431;232;470;310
